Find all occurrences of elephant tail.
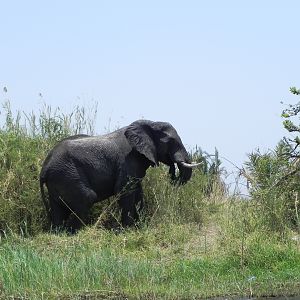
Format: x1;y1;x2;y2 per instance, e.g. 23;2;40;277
40;174;51;223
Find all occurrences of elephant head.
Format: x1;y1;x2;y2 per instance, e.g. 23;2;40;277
125;120;200;184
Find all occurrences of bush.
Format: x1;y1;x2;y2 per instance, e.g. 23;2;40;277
243;143;300;233
142;157;225;227
241;88;300;233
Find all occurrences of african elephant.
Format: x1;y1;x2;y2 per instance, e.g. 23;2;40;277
40;119;200;233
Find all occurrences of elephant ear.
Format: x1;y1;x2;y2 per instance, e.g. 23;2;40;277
125;120;158;166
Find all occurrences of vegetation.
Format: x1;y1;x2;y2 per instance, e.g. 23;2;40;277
0;94;299;299
242;87;300;234
1;227;299;299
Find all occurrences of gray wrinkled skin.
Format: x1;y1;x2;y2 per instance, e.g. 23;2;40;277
40;120;193;233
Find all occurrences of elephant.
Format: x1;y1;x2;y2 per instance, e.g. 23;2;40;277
40;119;200;233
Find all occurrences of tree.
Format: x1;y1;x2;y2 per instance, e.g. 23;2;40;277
281;87;300;157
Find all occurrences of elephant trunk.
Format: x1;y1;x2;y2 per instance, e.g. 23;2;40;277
176;162;193;184
169;148;201;185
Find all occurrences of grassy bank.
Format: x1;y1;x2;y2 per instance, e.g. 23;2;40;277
1;223;299;299
0;102;299;299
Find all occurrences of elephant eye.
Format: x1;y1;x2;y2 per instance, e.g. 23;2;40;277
160;136;169;143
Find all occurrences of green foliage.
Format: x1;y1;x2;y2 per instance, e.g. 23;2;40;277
244;144;300;233
282;87;300;133
135;146;225;228
191;147;225;196
0;132;46;235
242;88;300;233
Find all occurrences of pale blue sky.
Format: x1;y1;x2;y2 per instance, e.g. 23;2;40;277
1;1;299;179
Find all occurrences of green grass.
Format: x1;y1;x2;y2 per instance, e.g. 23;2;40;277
0;225;299;299
0;101;299;299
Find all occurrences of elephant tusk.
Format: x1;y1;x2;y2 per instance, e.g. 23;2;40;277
179;161;202;168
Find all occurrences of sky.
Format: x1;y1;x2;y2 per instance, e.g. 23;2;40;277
1;1;300;187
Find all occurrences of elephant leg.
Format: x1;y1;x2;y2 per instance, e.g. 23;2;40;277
119;194;138;227
118;181;143;227
115;172;144;227
134;181;144;213
63;186;97;234
47;186;71;231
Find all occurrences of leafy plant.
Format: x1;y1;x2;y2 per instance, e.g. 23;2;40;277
243;88;300;233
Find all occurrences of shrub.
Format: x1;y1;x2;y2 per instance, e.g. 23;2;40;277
241;87;300;233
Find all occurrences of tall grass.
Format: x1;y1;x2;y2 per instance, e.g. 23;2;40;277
141;164;225;227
